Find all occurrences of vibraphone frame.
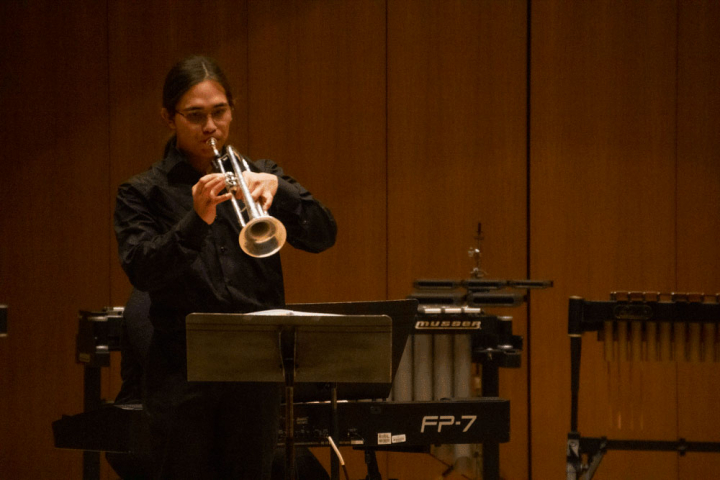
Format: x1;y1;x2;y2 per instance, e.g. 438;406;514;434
409;278;552;480
566;292;720;480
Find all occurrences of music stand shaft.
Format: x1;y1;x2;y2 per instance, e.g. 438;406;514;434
280;328;297;480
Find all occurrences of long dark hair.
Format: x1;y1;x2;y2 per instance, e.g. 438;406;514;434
162;55;234;156
162;55;234;117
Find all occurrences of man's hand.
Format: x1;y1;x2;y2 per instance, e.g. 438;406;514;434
192;173;232;224
241;172;278;212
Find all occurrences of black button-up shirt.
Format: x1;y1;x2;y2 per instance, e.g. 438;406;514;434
114;146;337;332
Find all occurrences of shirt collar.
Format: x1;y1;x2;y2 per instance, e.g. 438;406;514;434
163;143;203;184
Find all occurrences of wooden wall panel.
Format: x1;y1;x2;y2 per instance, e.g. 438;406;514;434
246;2;387;477
530;1;679;479
387;1;528;478
676;1;720;478
105;4;250;477
107;0;251;305
0;1;110;478
247;1;388;305
5;2;720;479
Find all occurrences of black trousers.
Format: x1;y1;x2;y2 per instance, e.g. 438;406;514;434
144;331;280;480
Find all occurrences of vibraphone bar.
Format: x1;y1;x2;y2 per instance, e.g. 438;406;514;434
566;292;720;480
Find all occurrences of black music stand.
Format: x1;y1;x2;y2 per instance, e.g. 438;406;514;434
185;311;393;480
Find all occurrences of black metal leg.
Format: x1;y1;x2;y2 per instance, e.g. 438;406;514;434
481;359;500;480
330;385;339;480
82;451;100;480
83;366;102;480
280;329;297;480
482;442;500;480
570;336;582;433
363;450;383;480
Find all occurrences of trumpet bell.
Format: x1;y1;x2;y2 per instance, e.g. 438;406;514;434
208;138;288;258
239;216;287;258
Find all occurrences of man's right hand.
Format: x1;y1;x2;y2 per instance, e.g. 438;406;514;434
192;173;233;224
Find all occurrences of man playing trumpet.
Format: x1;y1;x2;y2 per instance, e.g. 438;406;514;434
114;55;336;479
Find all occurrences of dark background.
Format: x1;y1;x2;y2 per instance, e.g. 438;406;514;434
1;1;718;478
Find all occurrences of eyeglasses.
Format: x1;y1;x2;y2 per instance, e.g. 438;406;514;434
176;106;232;125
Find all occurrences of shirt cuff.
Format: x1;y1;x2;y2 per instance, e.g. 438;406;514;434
177;209;211;250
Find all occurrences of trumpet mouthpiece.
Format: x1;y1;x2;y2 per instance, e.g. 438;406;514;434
207;137;221;156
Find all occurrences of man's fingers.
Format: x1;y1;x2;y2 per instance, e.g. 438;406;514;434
214;192;233;205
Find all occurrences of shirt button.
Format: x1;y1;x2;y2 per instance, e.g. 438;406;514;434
220;246;227;253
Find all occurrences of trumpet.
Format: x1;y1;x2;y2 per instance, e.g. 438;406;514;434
208;138;287;258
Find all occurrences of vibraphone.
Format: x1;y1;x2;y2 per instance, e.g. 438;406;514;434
403;277;552;480
566;291;720;480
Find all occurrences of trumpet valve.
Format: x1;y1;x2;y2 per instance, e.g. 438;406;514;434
224;172;239;192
